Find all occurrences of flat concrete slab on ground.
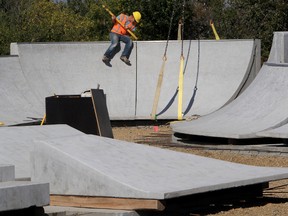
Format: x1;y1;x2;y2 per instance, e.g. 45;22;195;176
44;206;140;216
171;63;288;139
0;124;83;179
32;134;288;200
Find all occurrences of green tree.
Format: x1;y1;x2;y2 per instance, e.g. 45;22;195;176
0;0;34;54
21;0;94;42
207;0;288;60
0;12;12;55
84;1;113;41
1;0;288;59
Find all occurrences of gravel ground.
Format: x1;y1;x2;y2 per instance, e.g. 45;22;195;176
112;124;288;216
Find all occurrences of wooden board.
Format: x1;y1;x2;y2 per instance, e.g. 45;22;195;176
50;195;165;211
91;89;114;138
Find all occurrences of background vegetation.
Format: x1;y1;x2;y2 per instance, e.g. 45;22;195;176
0;0;287;60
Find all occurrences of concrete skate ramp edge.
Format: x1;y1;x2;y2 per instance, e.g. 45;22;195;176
172;63;288;139
31;134;288;199
0;124;83;179
267;32;288;64
256;123;288;139
6;39;259;123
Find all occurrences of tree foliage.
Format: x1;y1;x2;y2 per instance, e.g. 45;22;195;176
0;0;287;59
21;0;93;42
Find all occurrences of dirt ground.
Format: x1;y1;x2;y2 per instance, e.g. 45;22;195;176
112;124;288;216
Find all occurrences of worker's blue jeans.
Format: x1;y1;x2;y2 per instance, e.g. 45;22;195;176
104;32;134;60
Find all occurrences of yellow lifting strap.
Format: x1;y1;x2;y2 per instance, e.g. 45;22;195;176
151;56;167;120
210;20;220;40
102;5;138;40
40;114;46;126
177;55;185;120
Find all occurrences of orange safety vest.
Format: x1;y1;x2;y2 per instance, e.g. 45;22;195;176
111;14;136;36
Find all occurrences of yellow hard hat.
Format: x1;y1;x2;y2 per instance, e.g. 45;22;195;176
133;11;141;23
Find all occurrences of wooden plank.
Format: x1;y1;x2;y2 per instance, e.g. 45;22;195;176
91;89;114;138
50;195;165;211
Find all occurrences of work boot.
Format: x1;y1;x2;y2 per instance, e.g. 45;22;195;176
120;56;131;66
102;56;112;67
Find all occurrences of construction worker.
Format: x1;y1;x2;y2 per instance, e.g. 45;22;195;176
102;11;141;67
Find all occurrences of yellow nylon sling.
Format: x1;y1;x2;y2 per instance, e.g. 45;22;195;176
210;19;220;40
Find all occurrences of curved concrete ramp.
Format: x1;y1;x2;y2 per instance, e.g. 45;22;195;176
0;124;83;179
9;40;259;122
256;124;288;139
0;56;43;125
136;40;260;118
172;63;288;139
32;134;288;199
13;42;137;120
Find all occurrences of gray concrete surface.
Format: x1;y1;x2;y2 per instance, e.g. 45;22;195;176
3;39;259;125
0;124;83;179
267;32;288;63
0;164;49;212
0;56;43;126
264;32;288;139
256;123;288;139
45;206;139;216
0;181;49;212
0;165;15;182
136;40;260;119
11;42;137;121
171;63;288;139
31;134;288;200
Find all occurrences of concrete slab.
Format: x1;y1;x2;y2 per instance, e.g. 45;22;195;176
0;124;83;179
0;165;15;182
31;134;288;200
0;56;43;125
8;40;259;123
171;63;288;139
45;206;139;216
0;181;49;212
